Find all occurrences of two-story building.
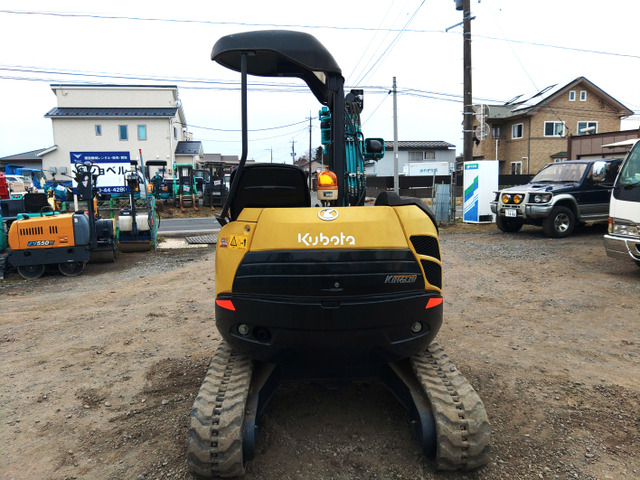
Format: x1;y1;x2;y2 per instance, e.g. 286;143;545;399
40;84;202;180
366;140;456;176
472;77;633;175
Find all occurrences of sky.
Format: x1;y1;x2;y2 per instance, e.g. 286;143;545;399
1;0;639;164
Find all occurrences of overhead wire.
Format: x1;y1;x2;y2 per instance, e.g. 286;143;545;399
352;0;426;87
346;0;405;86
1;8;637;59
0;9;442;34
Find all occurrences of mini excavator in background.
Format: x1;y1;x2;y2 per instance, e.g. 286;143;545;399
187;30;490;478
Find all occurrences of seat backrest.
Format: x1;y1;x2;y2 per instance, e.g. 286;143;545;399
375;191;438;231
229;163;311;220
23;193;49;213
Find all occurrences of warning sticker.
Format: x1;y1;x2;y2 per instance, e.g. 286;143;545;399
229;235;248;250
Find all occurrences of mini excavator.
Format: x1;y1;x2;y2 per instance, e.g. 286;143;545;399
187;30;490;478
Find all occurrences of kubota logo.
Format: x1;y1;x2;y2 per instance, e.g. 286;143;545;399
318;208;339;221
298;232;355;247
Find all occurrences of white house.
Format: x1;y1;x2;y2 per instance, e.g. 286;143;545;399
40;84;202;183
366;141;456;177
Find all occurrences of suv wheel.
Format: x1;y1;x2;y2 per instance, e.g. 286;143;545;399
496;215;523;233
543;206;575;238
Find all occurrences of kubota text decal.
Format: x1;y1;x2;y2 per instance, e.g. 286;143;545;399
298;232;355;247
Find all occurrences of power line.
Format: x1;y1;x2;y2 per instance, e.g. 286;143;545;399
474;34;640;60
199;125;309;144
0;9;441;34
189;119;310;133
346;0;405;85
3;8;637;60
352;0;426;87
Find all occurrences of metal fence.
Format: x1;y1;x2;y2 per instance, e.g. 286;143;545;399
366;174;534;224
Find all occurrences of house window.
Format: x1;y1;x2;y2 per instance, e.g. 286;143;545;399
544;121;565;137
408;151;424;162
425;150;435;160
577;121;597;135
511;162;522;174
569;91;576;101
173;126;178;140
580;90;587;101
554;157;567;163
512;123;523;139
138;125;147;141
95;125;102;136
119;125;128;141
492;126;502;138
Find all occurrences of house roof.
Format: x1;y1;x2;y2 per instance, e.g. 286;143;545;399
384;141;455;150
0;148;49;161
478;76;633;121
50;84;178;89
44;107;179;118
175;141;203;155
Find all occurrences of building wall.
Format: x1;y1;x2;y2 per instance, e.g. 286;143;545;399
369;148;455;176
568;128;640;159
53;85;178;108
42;115;185;178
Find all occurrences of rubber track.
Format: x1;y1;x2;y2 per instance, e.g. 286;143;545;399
187;341;253;478
411;342;491;470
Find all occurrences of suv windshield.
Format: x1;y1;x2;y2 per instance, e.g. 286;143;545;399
617;142;640;186
531;163;588;183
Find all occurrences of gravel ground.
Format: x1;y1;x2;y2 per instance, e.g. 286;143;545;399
1;221;639;480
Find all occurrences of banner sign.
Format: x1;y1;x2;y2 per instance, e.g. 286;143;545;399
70;151;131;194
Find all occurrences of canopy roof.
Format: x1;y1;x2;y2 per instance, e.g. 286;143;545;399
211;30;342;105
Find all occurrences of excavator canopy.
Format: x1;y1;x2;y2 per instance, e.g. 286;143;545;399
211;30;342;105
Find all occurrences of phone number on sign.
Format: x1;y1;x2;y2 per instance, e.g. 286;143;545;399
99;186;127;194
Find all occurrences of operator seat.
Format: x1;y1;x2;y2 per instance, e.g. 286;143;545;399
375;191;438;231
229;163;311;220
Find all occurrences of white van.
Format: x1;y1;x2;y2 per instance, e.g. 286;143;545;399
604;140;640;267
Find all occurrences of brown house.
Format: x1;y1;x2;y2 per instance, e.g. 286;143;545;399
472;77;633;175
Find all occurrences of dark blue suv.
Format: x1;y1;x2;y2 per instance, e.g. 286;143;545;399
491;159;622;237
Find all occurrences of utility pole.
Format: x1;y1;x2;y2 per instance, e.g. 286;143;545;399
392;77;399;195
462;0;473;167
290;139;296;165
307;113;313;190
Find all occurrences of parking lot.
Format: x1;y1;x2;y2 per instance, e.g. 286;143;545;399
1;222;638;480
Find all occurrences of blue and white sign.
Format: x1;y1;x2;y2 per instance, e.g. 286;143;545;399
463;163;479;222
70;151;131;194
463;160;499;223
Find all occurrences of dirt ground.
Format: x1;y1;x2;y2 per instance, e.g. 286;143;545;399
1;222;638;480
